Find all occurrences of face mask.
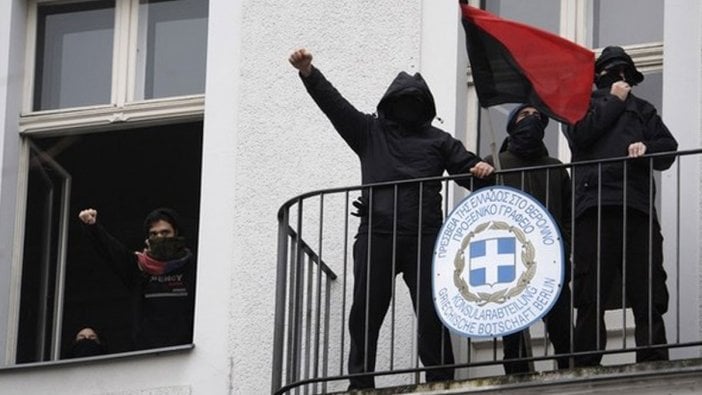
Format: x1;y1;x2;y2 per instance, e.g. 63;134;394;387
147;236;187;261
70;339;104;358
595;71;624;89
507;116;546;158
386;95;426;127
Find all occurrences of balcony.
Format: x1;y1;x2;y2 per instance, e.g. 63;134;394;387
271;149;702;394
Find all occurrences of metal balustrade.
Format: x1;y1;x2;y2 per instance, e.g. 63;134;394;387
272;149;702;394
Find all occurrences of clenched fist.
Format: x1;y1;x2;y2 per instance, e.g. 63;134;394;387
289;48;313;77
78;209;97;225
610;80;631;102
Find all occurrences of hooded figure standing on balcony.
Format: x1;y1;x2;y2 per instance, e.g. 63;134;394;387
484;104;573;374
289;48;494;389
565;46;678;366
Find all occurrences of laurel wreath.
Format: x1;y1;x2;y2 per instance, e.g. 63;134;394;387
453;221;536;306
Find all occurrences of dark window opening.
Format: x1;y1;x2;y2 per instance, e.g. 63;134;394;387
18;122;203;363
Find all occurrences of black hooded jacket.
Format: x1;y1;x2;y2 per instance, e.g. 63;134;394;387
301;66;482;235
565;89;678;219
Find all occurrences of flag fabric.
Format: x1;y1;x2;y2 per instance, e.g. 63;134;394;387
460;2;594;125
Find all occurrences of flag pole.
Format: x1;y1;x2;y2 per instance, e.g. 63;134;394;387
482;107;502;171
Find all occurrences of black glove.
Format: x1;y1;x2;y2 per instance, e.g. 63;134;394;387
351;196;368;217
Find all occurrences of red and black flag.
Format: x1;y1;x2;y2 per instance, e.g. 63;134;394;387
460;1;594;125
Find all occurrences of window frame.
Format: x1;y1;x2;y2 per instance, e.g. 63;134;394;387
21;0;206;135
6;0;207;365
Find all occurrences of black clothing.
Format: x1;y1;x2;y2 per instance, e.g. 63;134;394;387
485;150;573;374
565;89;677;219
83;223;196;350
301;67;481;388
348;233;454;389
301;66;482;236
69;339;106;358
566;89;676;366
573;207;669;365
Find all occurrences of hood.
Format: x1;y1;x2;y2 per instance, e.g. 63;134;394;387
377;71;437;125
506;103;549;134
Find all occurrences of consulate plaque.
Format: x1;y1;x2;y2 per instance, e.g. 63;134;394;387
433;186;565;338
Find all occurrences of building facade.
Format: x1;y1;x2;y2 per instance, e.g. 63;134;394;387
0;0;700;393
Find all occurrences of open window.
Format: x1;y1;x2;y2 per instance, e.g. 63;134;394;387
17;122;203;363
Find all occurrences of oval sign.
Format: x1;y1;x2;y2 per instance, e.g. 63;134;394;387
433;185;565;338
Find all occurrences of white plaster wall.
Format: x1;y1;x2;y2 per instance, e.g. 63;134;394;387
234;1;426;391
661;0;702;358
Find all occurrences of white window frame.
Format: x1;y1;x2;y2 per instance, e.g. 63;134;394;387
5;0;206;364
20;0;205;135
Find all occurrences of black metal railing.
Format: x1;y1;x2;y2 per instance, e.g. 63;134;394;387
271;149;702;394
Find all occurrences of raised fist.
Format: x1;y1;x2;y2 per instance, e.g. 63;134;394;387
78;209;98;225
289;48;313;77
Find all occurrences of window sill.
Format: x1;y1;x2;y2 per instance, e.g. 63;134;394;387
0;343;195;372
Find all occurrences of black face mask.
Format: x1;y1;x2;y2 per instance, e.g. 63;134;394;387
70;339;105;358
385;95;426;128
507;115;546;158
595;71;624;89
147;236;187;261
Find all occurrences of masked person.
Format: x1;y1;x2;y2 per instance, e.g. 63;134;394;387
565;46;678;366
289;48;494;389
483;104;573;374
78;207;196;350
68;327;106;358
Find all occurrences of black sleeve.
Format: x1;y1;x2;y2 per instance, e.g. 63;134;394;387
566;93;626;149
300;66;373;155
641;110;678;170
443;135;486;190
82;222;139;288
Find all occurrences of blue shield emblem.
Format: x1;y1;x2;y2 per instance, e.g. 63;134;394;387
468;237;516;286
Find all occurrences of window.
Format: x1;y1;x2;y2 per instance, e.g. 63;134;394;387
134;0;208;100
34;1;115;111
485;0;561;35
18;123;203;362
23;0;208;134
13;0;208;363
588;0;663;48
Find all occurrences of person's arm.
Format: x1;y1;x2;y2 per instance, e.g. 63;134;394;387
630;109;679;170
79;209;138;287
289;48;371;154
443;136;493;190
566;83;628;149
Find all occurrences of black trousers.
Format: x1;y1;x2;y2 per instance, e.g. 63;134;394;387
502;277;573;374
347;232;454;389
573;207;669;366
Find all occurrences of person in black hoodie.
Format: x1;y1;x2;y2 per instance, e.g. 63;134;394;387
484;104;573;374
565;46;678;366
78;207;195;350
289;48;494;389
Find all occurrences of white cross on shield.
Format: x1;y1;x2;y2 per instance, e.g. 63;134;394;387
468;237;517;287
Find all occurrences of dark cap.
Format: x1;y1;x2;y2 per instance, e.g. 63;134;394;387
595;46;644;84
